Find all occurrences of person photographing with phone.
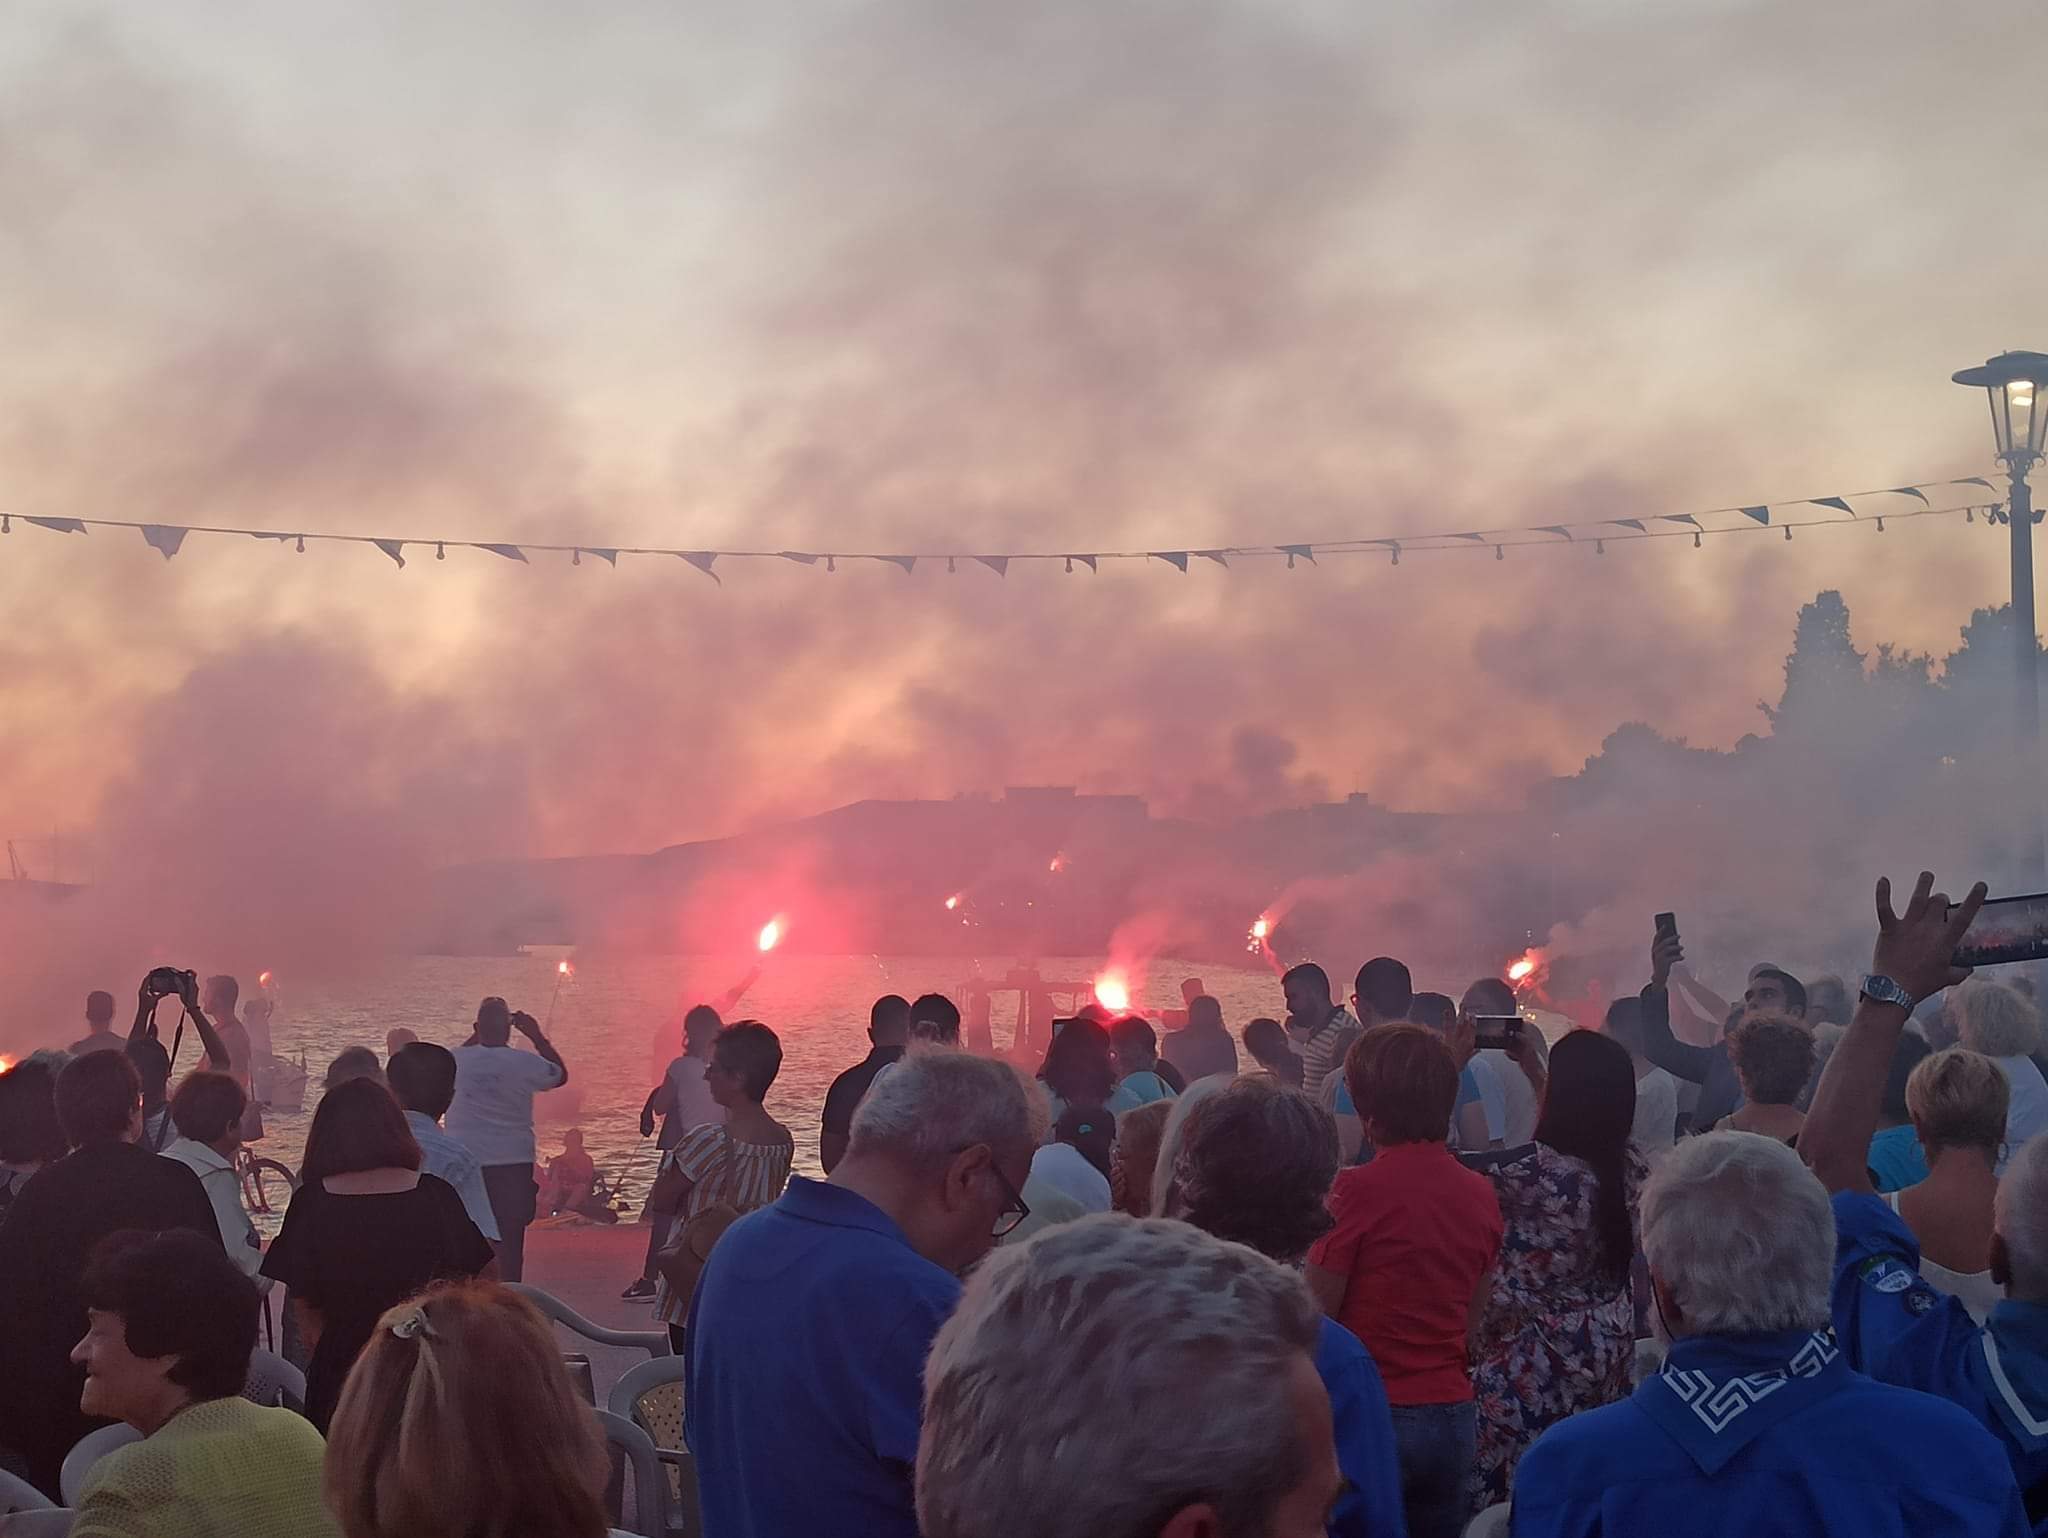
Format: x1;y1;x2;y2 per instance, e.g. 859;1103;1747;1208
126;968;234;1152
445;997;568;1283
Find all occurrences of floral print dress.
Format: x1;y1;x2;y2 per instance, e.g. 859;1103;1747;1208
1465;1141;1646;1511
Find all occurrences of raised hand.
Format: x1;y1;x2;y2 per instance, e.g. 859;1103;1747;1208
1872;872;1987;1005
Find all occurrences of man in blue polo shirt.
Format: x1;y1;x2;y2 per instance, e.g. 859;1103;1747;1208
684;1049;1037;1538
1805;872;2048;1529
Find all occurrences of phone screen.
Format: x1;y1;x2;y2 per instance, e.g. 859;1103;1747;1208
1472;1016;1525;1052
1952;892;2048;969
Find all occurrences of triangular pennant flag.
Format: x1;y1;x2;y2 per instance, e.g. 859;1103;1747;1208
1151;551;1190;572
247;531;293;542
1808;497;1854;514
1885;486;1931;504
678;552;722;584
25;516;86;534
1279;544;1317;565
976;556;1009;576
477;543;528;563
1609;519;1646;533
1662;515;1702;529
1740;506;1771;526
1449;532;1486;543
1067;554;1099;573
1958;477;1996;490
373;539;406;568
1195;550;1229;567
779;551;820;565
1537;526;1574;542
875;555;916;574
578;548;618;566
140;525;189;560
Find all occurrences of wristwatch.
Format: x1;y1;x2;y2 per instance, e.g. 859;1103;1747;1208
1860;975;1917;1011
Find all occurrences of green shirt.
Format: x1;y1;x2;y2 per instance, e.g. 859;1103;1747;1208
72;1396;341;1538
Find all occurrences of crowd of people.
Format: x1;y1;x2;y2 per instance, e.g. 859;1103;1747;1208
6;871;2048;1535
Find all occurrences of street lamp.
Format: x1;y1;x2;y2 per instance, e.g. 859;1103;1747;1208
1954;350;2048;874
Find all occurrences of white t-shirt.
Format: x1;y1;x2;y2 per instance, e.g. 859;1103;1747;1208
1632;1066;1680;1157
1995;1054;2048;1174
1485;1049;1541;1146
664;1055;726;1138
445;1044;566;1167
1029;1142;1112;1214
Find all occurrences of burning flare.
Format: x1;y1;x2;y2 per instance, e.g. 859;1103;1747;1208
0;1054;13;1075
1048;853;1067;874
1093;974;1131;1014
1507;958;1535;982
944;895;961;911
557;959;573;976
1251;917;1270;940
257;971;273;989
758;918;786;953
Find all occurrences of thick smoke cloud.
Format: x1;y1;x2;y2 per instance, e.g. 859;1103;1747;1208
2;0;2045;1034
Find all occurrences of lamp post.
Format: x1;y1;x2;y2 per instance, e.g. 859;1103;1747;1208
1953;351;2048;874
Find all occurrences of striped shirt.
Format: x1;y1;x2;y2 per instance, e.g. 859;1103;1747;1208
655;1122;795;1325
1297;1006;1359;1099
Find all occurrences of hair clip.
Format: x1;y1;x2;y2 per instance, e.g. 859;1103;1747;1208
389;1304;435;1341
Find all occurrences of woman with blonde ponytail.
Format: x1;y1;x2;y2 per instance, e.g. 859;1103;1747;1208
323;1281;614;1538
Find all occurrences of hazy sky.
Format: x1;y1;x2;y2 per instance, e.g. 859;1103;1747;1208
2;0;2040;864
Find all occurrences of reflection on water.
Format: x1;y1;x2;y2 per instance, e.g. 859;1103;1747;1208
237;953;1280;1233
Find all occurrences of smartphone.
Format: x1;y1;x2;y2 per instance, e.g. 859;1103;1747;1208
1654;912;1678;942
1472;1016;1526;1052
1951;892;2048;969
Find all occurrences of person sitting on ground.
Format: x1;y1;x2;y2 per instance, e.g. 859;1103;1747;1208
67;1229;342;1538
1513;1128;2025;1538
652;1022;796;1350
69;991;122;1056
1283;962;1360;1098
540;1128;602;1217
0;1048;216;1495
1161;992;1238;1083
917;1215;1345;1538
1945;979;2048;1165
1865;1029;1936;1193
1109;1017;1182;1103
821;995;911;1175
1604;996;1680;1159
160;1071;266;1283
1165;1076;1405;1538
686;1051;1035;1538
259;1077;495;1431
1803;873;2048;1512
1038;1017;1131;1120
0;1054;68;1215
324;1046;384;1092
1029;1105;1113;1214
1720;1017;1816;1143
325;1282;611;1538
1859;1047;2008;1323
1242;1016;1305;1087
1110;1099;1172;1216
1308;1023;1503;1538
445;996;568;1284
1639;928;1807;1131
626;1002;725;1300
1466;1028;1644;1512
384;1042;501;1248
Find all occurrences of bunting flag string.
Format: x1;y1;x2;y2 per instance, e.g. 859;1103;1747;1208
0;476;2006;579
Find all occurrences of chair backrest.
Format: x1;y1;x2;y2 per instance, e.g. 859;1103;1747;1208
0;1467;56;1514
508;1284;671;1357
604;1356;696;1534
242;1347;308;1412
59;1424;142;1506
0;1509;76;1538
1464;1502;1511;1538
595;1410;673;1538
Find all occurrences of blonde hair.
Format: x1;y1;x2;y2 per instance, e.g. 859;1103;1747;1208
325;1282;610;1538
1945;979;2044;1059
1906;1047;2010;1158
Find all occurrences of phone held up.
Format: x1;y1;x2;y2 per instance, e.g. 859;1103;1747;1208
1471;1015;1526;1053
1950;891;2048;970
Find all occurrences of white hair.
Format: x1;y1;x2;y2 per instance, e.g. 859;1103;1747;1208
1997;1134;2048;1302
1641;1131;1832;1335
1148;1072;1233;1218
1947;979;2044;1060
918;1214;1321;1538
847;1049;1034;1167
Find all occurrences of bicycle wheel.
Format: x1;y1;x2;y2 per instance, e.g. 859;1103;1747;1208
243;1157;299;1214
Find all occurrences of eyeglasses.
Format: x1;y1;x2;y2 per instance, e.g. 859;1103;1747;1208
987;1159;1031;1239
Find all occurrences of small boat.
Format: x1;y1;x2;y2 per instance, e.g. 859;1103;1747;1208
252;1052;309;1113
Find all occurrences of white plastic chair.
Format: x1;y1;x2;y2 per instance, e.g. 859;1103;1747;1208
59;1425;141;1506
242;1346;308;1411
605;1356;697;1537
595;1409;673;1538
0;1468;55;1514
509;1284;671;1357
0;1511;75;1538
1464;1502;1511;1538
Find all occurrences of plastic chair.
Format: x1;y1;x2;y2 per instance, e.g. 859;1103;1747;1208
1464;1502;1511;1538
0;1468;56;1514
1;1511;76;1538
509;1284;671;1357
606;1356;698;1536
242;1346;308;1412
595;1410;673;1538
59;1425;140;1506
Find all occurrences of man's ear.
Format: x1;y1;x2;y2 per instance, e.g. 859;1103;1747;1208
1992;1232;2014;1290
1157;1504;1224;1538
943;1143;990;1212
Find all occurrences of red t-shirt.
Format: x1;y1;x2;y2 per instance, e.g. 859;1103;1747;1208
1307;1141;1504;1406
